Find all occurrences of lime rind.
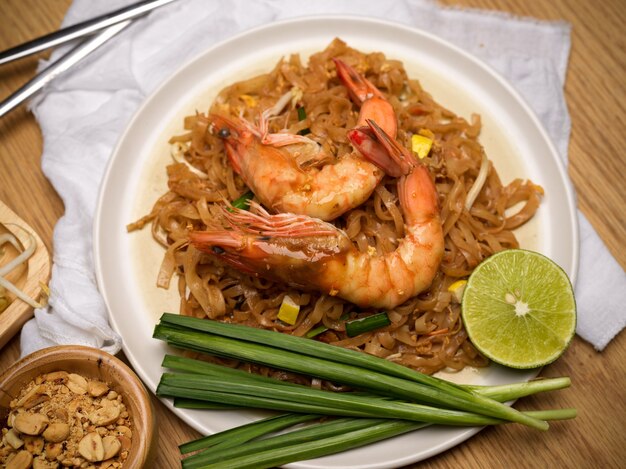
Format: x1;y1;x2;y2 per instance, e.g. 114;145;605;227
461;249;576;369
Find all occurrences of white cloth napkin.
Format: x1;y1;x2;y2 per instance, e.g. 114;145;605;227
20;0;626;355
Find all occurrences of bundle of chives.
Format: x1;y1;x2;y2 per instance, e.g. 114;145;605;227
158;372;517;426
179;413;320;455
153;316;548;430
151;314;576;468
170;395;574;469
164;354;571;405
177;408;576;469
181;418;425;469
158;314;565;416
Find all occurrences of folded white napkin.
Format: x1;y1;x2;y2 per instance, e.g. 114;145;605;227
20;0;625;355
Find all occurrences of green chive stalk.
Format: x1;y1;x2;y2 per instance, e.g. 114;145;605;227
345;312;391;337
172;398;235;410
179;413;319;455
163;354;571;404
182;418;398;468
162;354;302;389
163;355;391;402
464;378;572;402
185;420;446;469
158;383;377;417
158;373;531;427
230;191;254;210
181;408;576;469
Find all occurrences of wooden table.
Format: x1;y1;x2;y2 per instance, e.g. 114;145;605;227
1;1;624;467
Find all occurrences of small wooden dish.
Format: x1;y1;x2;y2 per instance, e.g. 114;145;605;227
0;200;51;349
0;345;156;467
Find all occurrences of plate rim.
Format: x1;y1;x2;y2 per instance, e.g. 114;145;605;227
94;14;580;469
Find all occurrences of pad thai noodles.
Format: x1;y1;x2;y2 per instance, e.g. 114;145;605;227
128;39;543;377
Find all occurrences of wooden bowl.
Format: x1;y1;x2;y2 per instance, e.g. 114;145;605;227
0;345;156;467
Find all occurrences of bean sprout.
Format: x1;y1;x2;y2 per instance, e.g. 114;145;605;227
465;151;490;211
0;225;44;310
170;141;209;178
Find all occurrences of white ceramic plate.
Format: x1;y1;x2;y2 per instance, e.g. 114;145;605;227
94;16;579;469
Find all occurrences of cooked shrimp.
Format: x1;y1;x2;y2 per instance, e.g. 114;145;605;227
189;128;444;309
209;59;397;221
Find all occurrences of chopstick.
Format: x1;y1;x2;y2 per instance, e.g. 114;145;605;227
0;0;179;118
0;22;131;118
0;0;177;66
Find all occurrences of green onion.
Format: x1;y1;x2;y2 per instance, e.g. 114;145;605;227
159;379;389;417
304;313;349;338
179;413;319;455
155;314;575;467
155;315;548;430
158;372;510;427
304;324;329;339
173;398;236;410
176;403;573;469
297;106;306;121
181;408;576;469
464;377;572;402
162;354;301;389
158;382;355;416
182;418;400;468
163;354;571;405
194;420;424;469
345;312;391;337
296;105;310;135
231;191;254;210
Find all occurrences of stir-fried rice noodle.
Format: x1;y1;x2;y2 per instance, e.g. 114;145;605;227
128;39;543;378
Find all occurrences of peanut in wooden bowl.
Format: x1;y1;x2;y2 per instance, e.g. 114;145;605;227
0;345;155;468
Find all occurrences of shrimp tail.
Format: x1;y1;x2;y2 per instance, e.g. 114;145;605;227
347;119;414;177
333;58;383;103
334;58;397;136
347;126;404;177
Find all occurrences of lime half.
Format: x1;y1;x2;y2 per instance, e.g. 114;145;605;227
462;249;576;369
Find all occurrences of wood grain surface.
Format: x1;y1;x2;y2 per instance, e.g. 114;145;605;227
1;1;624;468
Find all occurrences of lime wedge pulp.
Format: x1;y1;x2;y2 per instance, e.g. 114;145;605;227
461;249;576;369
